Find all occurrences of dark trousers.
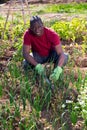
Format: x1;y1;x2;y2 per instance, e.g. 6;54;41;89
23;50;68;69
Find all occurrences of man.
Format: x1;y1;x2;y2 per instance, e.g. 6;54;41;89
23;16;68;81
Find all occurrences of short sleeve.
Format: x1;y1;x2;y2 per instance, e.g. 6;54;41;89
53;33;60;46
47;28;60;46
23;30;31;45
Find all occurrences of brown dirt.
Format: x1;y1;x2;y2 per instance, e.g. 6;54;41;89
0;47;16;73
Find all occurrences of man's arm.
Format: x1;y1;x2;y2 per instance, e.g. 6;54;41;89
23;44;38;66
55;44;65;67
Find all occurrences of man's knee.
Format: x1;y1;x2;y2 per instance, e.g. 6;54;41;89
22;59;29;69
63;53;69;66
22;59;34;70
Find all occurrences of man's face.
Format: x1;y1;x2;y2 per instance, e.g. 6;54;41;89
30;21;44;36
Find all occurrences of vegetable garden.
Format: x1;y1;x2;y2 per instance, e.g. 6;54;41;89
0;1;87;130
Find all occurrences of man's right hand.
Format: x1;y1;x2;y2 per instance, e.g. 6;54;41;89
35;64;45;75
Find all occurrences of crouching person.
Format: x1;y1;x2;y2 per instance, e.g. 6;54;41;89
22;16;68;81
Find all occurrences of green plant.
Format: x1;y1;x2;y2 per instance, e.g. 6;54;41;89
51;18;87;43
45;3;87;14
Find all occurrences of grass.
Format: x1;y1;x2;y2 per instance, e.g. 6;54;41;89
0;50;87;129
45;3;87;13
28;3;87;15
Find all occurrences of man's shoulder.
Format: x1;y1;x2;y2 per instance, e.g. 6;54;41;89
44;27;53;32
24;29;33;37
44;27;58;36
24;29;30;35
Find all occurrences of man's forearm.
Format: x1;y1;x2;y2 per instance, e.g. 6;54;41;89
58;53;65;67
23;54;38;66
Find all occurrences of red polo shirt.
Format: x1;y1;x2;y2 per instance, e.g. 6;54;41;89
23;27;60;56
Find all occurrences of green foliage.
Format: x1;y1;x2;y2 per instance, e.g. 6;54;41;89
0;20;4;39
45;3;87;13
51;18;87;42
77;75;87;127
70;111;77;124
30;3;87;15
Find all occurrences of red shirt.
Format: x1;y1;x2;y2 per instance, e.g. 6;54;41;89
23;27;60;56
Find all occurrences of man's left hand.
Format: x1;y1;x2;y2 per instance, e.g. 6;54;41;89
49;66;62;82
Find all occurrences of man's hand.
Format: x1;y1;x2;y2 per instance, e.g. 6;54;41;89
35;64;45;75
50;66;62;82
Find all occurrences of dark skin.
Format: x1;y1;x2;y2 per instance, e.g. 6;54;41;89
23;21;65;67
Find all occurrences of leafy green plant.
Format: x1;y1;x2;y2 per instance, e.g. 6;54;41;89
51;18;87;43
77;75;87;127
